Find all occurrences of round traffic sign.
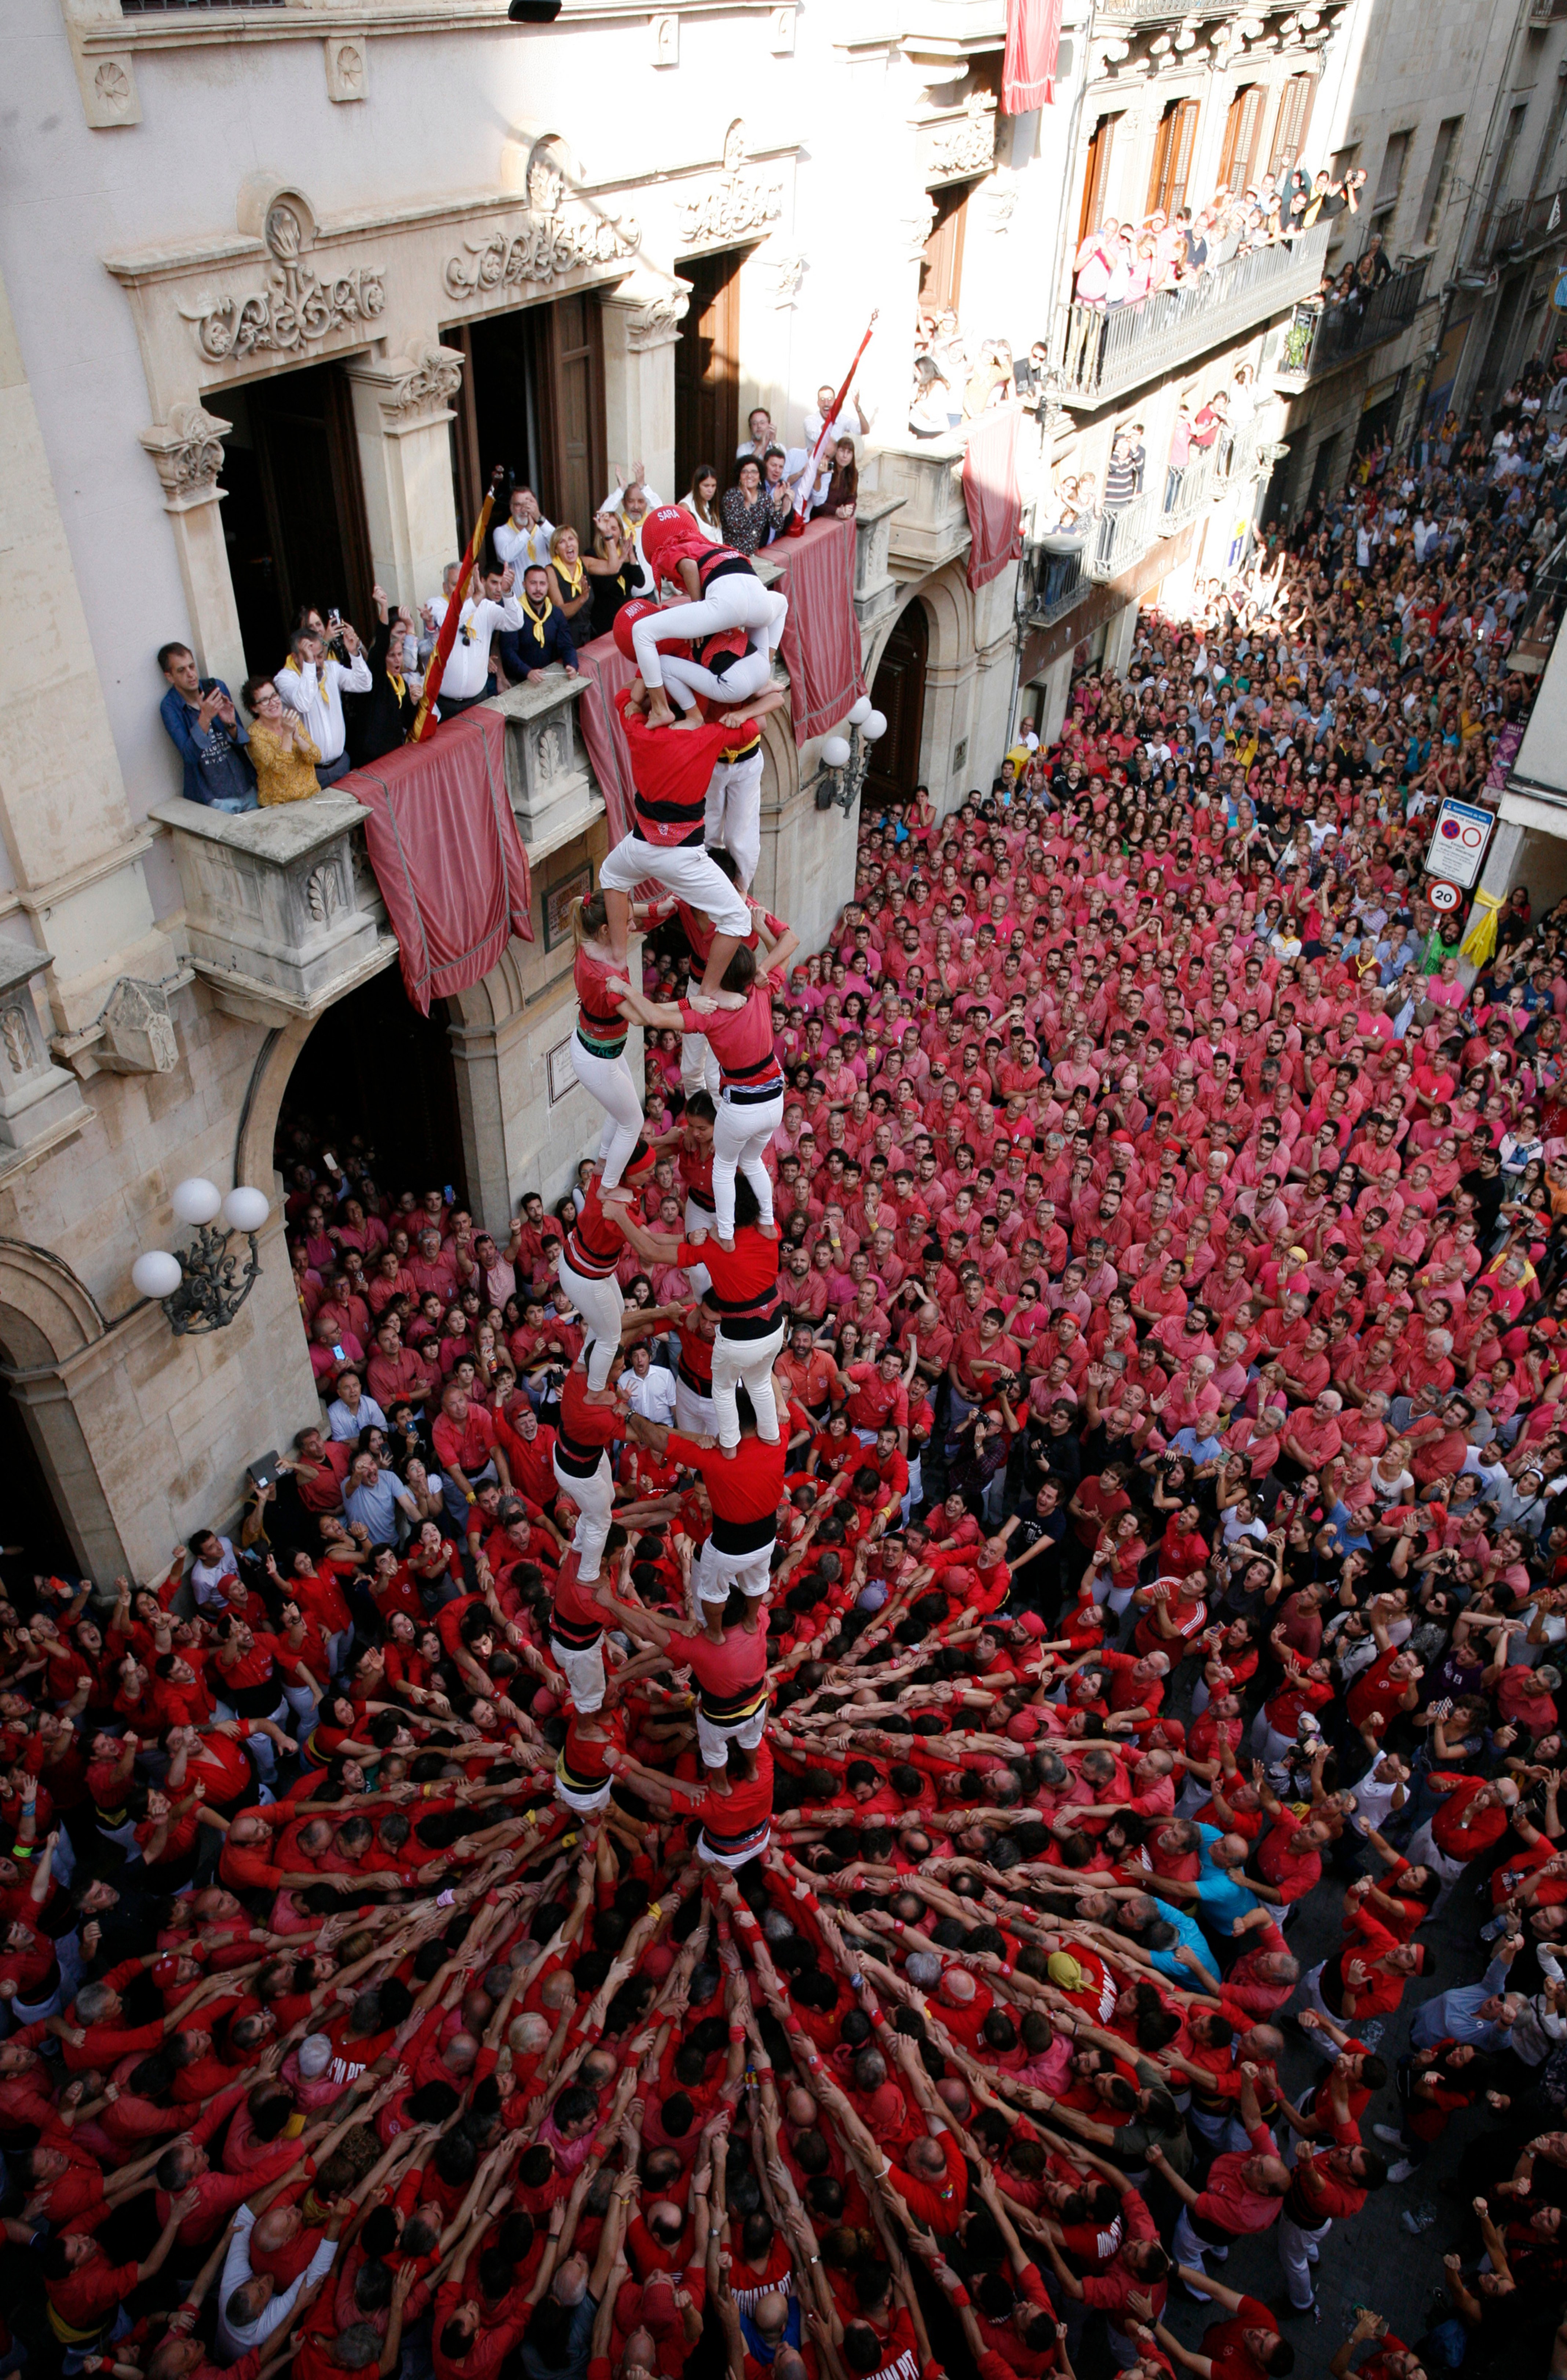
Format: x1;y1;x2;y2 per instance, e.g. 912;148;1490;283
1427;879;1462;912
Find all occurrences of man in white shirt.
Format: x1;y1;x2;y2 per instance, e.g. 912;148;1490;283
801;385;871;507
440;564;525;714
218;2200;340;2360
276;626;372;785
493;485;555;576
623;1340;677;1428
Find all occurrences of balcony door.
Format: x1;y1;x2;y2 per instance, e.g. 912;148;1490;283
922;181;977;314
1079;113;1119;243
446;294;607;552
1218;86;1264;197
1148;99;1200;219
675;245;747;497
217;360;374;676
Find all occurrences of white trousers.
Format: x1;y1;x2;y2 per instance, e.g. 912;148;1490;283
556;1252;624;1393
1277;2212;1327;2311
676;1375;717;1436
704;747;764;889
663;643;773;711
712;1319;785;1449
680;1196;714;1295
555;1771;612;1814
549;1632;607;1714
682;1030;722;1101
553;1447;615;1578
599;834;752;941
632;577;788;690
696;1534;777;1604
573;1034;644;1190
697;1699;770;1765
713;1090;782;1238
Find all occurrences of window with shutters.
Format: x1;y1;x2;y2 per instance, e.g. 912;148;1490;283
1269;74;1314;178
1530;70;1567;198
1416;117;1462;246
1148;99;1201;219
1079;114;1120;245
1371;129;1411;232
1218;86;1265;195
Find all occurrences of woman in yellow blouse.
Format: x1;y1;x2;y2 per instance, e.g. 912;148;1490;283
241;675;321;804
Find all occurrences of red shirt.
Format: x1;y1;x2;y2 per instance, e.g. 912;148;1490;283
1203;2297;1282;2380
667;1429;784;1553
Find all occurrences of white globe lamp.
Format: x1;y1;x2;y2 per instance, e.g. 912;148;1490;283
171;1176;222;1226
847;696;873;727
132;1250;184;1301
821;736;852;768
862;711;888;743
222;1186;271;1234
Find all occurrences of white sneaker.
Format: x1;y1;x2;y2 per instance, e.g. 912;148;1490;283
1387;2158;1416;2185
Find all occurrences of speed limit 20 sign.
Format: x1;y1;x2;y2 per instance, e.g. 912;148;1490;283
1427;879;1462;913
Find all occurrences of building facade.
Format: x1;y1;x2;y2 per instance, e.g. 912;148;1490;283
0;0;1104;1575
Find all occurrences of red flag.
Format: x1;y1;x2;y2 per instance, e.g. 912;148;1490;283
408;467;504;744
785;312;879;536
1002;0;1061;113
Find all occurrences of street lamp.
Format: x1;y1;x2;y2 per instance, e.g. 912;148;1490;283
815;697;888;813
132;1177;272;1336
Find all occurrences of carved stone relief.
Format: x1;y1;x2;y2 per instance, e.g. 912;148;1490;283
384;342;465;419
325;35;367;102
178;197;384;364
675;123;785;249
138;403;233;509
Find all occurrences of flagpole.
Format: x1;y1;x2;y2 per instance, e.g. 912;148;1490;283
408;463;508;745
790;310;879;528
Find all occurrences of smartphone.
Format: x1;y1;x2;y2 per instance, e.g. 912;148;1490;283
332;1343;346;1362
323;1151;337;1171
444;1184;455;1204
248;1451;281;1492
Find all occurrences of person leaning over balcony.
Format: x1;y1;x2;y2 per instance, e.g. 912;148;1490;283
498;563;580;682
432;559;522;719
241;674;321;805
157;643;258;811
1104;430;1141;511
275;619;371;784
1358;231;1393;291
909;356;953;440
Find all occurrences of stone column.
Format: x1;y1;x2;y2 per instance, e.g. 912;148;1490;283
344;345;465;614
1102;599;1141;680
0;261;174;1035
137;404;248;706
5;1366;129;1579
600;278;687;507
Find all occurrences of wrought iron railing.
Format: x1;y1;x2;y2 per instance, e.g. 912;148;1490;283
1052;223;1330;408
1473;182;1567;269
1272;254;1429;384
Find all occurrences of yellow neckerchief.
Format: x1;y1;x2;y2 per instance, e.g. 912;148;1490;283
387;670;406;703
520;590;554;649
552;557;584;600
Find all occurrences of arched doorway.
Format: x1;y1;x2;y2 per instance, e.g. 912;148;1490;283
0;1357;76;1580
866;601;928;807
275;964;470;1209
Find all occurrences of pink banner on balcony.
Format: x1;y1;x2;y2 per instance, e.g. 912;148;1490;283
774;516;866;748
345;708;533;1016
574;632;640;847
1003;0;1061;112
964;404;1024;590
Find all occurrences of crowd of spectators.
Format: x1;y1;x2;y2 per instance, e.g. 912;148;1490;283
41;340;1567;2380
1070;161;1367;313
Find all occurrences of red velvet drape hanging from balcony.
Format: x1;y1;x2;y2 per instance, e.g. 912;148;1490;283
1002;0;1062;113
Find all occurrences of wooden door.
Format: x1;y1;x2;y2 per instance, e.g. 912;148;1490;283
1079;114;1118;244
921;181;975;314
865;601;928;807
1148;99;1200;217
537;291;607;543
1218;85;1264;195
248;360;373;645
443;311;547;554
675;246;746;496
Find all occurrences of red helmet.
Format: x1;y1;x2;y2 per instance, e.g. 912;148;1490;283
613;597;662;664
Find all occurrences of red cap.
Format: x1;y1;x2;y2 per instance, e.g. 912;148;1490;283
152;1956;182;1987
612;596;663;664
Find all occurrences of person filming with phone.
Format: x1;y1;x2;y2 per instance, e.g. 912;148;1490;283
157;641;258;810
275;604;372;786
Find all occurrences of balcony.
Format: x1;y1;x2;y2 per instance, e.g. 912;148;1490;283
1052;223;1330;409
1026;419;1285;625
1473;181;1567;270
1530;0;1567;25
1092;0;1242;15
151;673;600;1026
1271;255;1430;387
